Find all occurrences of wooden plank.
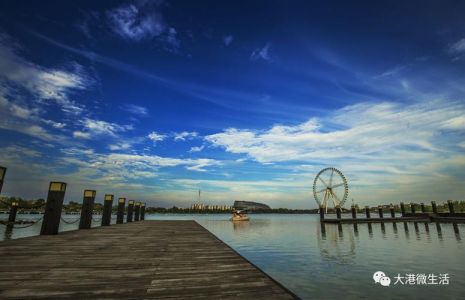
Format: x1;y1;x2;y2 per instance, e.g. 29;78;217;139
0;220;298;299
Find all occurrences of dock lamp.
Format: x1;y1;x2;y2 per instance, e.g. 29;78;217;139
0;166;7;194
40;182;67;235
134;201;141;221
79;190;96;230
102;194;114;226
127;200;135;222
116;198;126;224
140;202;146;221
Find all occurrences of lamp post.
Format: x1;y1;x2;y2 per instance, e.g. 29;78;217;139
0;166;6;194
79;190;96;229
127;200;134;222
40;182;67;235
117;198;126;224
101;194;114;226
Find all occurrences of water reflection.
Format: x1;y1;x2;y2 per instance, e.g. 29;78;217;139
317;223;356;264
436;222;443;241
3;224;13;240
453;223;461;240
319;221;462;244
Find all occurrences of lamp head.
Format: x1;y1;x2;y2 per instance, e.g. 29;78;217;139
49;182;66;192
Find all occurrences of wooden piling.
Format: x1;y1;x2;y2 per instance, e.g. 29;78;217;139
127;200;134;222
400;202;406;217
101;194;114;226
116;198;125;224
447;200;455;213
40;182;67;235
335;206;341;219
390;204;395;218
351;205;357;219
8;202;18;223
134;202;141;221
432;201;438;214
378;206;383;218
0;166;6;194
140;202;145;221
79;190;96;229
410;203;416;214
365;206;371;218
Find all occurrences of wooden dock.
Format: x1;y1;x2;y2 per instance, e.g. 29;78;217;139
0;221;298;299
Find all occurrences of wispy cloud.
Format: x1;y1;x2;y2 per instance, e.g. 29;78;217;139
106;0;180;50
206;100;465;163
250;42;273;61
223;35;233;46
0;34;90;114
174;131;198;141
448;38;465;60
189;145;204;153
147;131;166;143
121;103;149;116
73;118;133;139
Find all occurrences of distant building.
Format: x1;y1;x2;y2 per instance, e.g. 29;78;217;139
233;200;270;210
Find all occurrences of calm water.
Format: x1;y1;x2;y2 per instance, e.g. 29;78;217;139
1;213;464;299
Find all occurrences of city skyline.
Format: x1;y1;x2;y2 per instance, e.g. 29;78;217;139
0;1;464;208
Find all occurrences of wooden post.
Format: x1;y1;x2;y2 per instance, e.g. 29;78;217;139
365;206;371;218
390;204;395;218
335;206;341;219
8;201;18;223
319;206;325;220
140;202;145;221
351;205;356;219
420;203;426;213
134;202;141;221
400;202;406;216
378;206;384;218
431;201;438;214
0;166;6;194
410;203;416;214
40;182;66;235
101;194;114;226
117;198;126;224
79;190;96;229
447;200;455;213
127;200;134;222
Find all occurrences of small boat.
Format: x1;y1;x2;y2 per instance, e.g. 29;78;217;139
230;210;250;221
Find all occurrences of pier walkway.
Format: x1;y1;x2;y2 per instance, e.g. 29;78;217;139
0;221;297;299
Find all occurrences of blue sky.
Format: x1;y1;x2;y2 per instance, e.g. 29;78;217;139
0;0;464;208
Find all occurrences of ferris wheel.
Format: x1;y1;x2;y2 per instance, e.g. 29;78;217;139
313;167;349;213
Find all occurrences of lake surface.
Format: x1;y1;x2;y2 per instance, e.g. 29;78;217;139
1;213;464;299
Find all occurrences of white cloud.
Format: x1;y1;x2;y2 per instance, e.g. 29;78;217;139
174;131;198;141
223;35;233;46
148;131;166;142
251;43;272;61
106;1;180;50
206;100;465;164
121;104;149;116
0;36;89;112
109;143;132;151
80;118;133;137
73;131;91;139
61;151;221;183
441;116;465;130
